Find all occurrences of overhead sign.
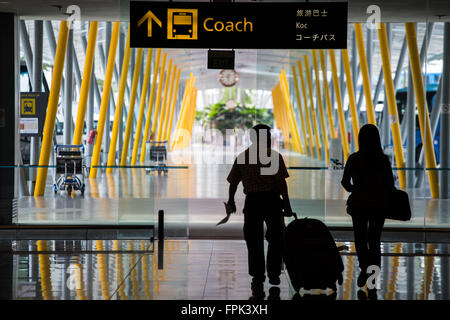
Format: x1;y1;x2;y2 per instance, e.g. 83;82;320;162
130;1;348;49
20;92;48;136
207;50;235;70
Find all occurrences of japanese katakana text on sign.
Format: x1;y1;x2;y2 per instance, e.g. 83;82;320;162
130;2;348;49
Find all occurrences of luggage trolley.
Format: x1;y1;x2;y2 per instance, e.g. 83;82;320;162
146;140;168;175
53;144;86;196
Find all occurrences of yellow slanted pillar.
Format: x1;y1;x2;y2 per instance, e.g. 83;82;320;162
107;25;132;173
378;23;406;189
312;50;330;164
73;21;98;145
139;48;162;162
130;48;154;165
156;60;173;141
303;56;322;160
35;21;69;196
160;65;177;141
319;50;337;139
120;48;144;165
297;60;316;158
291;66;310;155
279;70;304;154
405;22;439;198
354;23;377;125
328;49;350;161
89;22;120;178
172;74;194;151
341;49;360;150
165;68;181;141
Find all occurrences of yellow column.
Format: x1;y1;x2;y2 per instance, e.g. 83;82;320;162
96;240;110;299
354;23;377;125
107;25;132;173
37;240;53;300
140;48;162;162
297;60;316;157
405;22;439;198
89;22;120;179
34;21;69;196
130;48;154;165
160;65;177;141
165;68;181;141
378;23;406;188
156;59;173;141
312;50;330;164
171;75;193;151
328;50;350;160
303;56;322;160
272;84;291;148
120;48;143;165
342;49;360;149
187;87;198;135
319;50;337;139
172;75;195;151
279;69;304;154
158;63;176;141
73;21;98;145
291;65;310;155
148;53;168;143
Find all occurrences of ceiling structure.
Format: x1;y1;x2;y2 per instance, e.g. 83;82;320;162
14;1;450;94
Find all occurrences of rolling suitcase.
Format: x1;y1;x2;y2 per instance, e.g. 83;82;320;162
283;215;344;292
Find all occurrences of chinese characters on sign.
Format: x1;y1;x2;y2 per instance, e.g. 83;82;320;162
295;8;336;43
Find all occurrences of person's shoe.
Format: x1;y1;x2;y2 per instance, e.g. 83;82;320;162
357;271;368;287
367;289;378;300
269;275;281;286
250;280;265;299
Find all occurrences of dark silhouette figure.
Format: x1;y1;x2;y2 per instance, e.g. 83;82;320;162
341;124;395;290
227;124;293;298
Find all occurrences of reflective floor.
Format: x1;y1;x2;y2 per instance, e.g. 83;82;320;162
16;145;450;238
1;239;450;300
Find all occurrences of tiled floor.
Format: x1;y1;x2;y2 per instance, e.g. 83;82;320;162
1;239;449;300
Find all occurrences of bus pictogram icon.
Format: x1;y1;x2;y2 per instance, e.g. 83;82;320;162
167;9;198;40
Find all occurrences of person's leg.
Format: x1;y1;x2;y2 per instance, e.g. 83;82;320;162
351;213;370;271
243;210;266;283
367;215;385;268
264;211;284;283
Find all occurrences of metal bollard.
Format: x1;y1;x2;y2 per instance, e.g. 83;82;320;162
158;209;164;241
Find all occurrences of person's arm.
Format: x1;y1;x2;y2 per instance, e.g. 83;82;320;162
280;179;293;216
226;159;241;213
227;181;238;213
341;155;355;193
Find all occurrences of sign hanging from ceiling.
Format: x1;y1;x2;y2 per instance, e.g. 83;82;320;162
130;1;348;49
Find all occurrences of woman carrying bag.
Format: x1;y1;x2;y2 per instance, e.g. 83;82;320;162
341;124;396;291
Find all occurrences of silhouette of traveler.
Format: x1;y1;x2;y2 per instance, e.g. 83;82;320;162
226;124;293;298
341;124;395;290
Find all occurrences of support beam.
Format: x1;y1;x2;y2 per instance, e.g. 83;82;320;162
329;49;350;161
405;22;439;198
63;29;73;144
35;21;69;196
159;64;177;141
378;23;406;189
165;69;181;142
89;22;120;179
440;22;450;199
297;60;316;158
107;25;132;172
121;48;143;166
156;60;173;142
291;65;310;155
140;49;163;163
30;21;43;195
131;49;154;165
312;50;330;164
342;49;360;150
319;50;337;139
355;23;376;125
73;21;98;145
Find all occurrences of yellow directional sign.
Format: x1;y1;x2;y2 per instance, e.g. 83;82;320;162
167;9;198;40
137;10;162;37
